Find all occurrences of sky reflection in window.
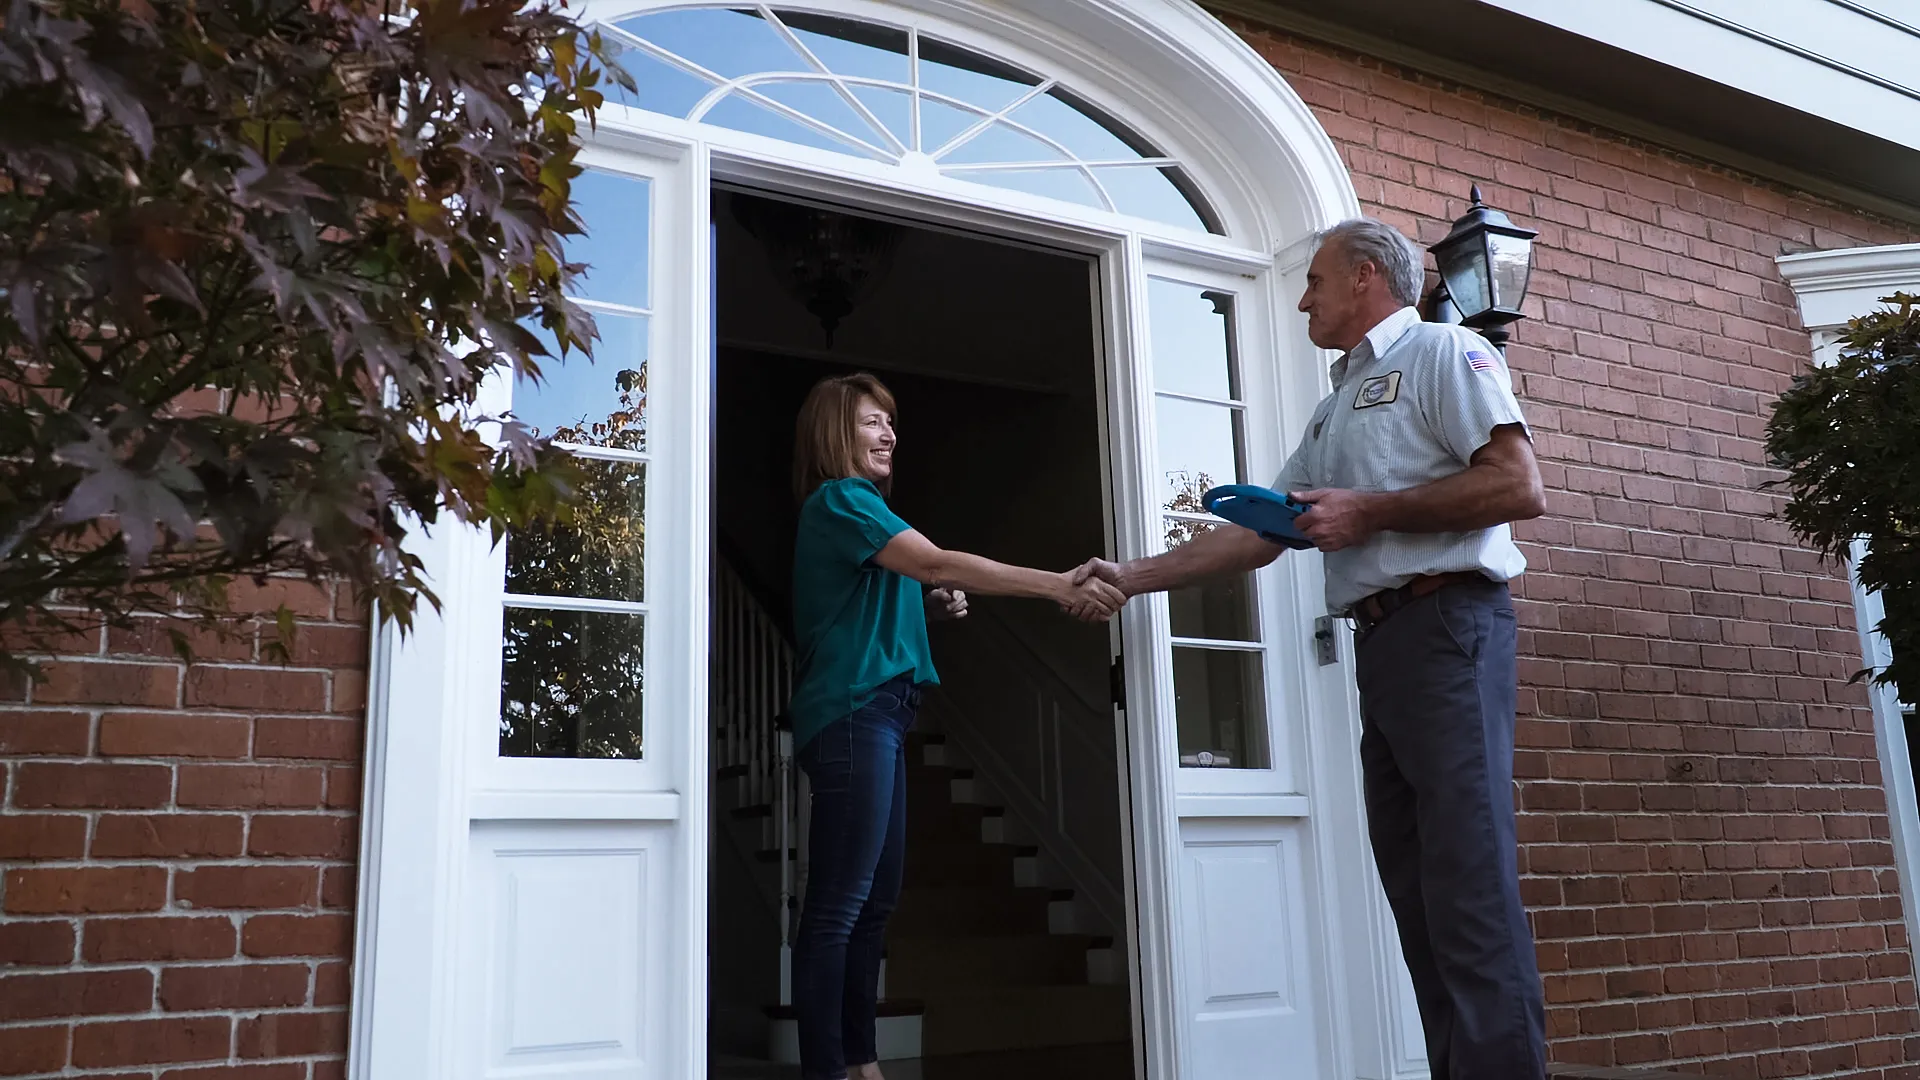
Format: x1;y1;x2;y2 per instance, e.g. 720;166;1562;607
601;5;1219;233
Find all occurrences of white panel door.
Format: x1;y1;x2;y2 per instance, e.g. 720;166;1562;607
1132;254;1335;1077
1178;821;1320;1078
448;136;705;1080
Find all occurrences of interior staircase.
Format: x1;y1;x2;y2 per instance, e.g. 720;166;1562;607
710;556;1132;1073
889;720;1131;1059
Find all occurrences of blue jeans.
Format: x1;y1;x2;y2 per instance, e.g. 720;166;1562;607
792;675;918;1080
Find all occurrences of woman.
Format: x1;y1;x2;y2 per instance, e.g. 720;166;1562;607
786;373;1122;1080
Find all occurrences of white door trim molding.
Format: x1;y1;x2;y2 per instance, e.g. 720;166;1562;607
1776;242;1920;967
1778;243;1920;328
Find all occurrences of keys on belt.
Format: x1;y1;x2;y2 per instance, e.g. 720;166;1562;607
1350;571;1489;635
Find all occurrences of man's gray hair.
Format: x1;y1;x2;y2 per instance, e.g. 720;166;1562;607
1316;218;1425;308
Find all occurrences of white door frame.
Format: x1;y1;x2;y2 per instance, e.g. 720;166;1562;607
350;129;704;1080
349;2;1399;1077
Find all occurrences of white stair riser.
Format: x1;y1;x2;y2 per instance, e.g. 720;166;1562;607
1012;854;1041;888
1047;898;1081;935
950;776;1004;805
1086;946;1122;986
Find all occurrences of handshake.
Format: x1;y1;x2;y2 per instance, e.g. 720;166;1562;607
921;558;1132;626
1056;558;1129;623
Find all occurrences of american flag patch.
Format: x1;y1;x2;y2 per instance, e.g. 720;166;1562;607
1466;349;1498;372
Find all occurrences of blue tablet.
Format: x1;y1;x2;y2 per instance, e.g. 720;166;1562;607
1201;484;1315;550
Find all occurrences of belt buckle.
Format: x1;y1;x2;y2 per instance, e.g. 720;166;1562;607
1354;594;1384;634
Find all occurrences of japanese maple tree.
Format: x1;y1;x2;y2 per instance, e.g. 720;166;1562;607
0;0;632;672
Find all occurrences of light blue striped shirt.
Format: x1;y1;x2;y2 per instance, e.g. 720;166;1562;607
1275;306;1531;614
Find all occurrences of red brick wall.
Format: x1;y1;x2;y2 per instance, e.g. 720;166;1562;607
0;580;367;1078
1227;14;1920;1080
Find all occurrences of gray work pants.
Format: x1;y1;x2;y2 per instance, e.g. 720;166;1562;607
1354;579;1547;1080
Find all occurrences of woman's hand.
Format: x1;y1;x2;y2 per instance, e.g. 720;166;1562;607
926;587;968;621
1056;572;1126;623
874;530;1126;614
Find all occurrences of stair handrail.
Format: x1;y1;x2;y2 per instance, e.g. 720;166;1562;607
960;605;1109;719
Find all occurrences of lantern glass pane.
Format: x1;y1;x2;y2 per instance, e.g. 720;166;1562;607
1438;239;1491;320
1488;232;1533;312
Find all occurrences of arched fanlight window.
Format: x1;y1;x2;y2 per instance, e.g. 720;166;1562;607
598;4;1222;233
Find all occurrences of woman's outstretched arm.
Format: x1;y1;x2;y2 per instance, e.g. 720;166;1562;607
873;529;1123;620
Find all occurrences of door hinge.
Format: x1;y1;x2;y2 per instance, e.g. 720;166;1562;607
1313;616;1338;666
1109;656;1126;711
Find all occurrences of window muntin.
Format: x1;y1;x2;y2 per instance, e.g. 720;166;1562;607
1150;277;1269;770
598;4;1220;234
499;168;654;761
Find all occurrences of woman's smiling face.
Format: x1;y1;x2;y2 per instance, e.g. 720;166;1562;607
853;395;896;484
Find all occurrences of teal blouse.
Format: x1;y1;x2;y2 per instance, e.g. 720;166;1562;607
788;477;940;750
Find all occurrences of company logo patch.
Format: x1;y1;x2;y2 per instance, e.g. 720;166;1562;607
1466;349;1499;372
1353;370;1401;409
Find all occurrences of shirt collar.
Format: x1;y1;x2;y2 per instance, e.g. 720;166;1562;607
1329;306;1423;386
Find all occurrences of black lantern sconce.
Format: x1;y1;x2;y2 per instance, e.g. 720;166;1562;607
1425;184;1538;352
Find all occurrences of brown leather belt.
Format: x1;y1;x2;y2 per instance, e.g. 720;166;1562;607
1351;571;1489;635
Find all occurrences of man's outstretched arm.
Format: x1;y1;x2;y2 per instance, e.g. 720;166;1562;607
1073;522;1285;599
1290;424;1543;552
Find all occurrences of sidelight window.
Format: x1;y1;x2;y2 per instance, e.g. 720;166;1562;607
1149;276;1270;771
498;169;654;760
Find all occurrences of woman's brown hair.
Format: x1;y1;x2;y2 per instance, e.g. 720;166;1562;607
793;373;898;502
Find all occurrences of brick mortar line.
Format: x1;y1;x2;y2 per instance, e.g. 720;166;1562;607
1536;945;1911;958
0;1008;352;1027
2;1052;350;1080
1556;1024;1920;1057
0;959;333;975
1545;990;1918;1002
0;1005;351;1018
1539;970;1916;984
5;1060;347;1080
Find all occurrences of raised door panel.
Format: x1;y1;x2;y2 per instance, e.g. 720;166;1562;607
465;821;674;1080
1178;820;1323;1078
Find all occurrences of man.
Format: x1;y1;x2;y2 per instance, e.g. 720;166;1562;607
1077;218;1548;1079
